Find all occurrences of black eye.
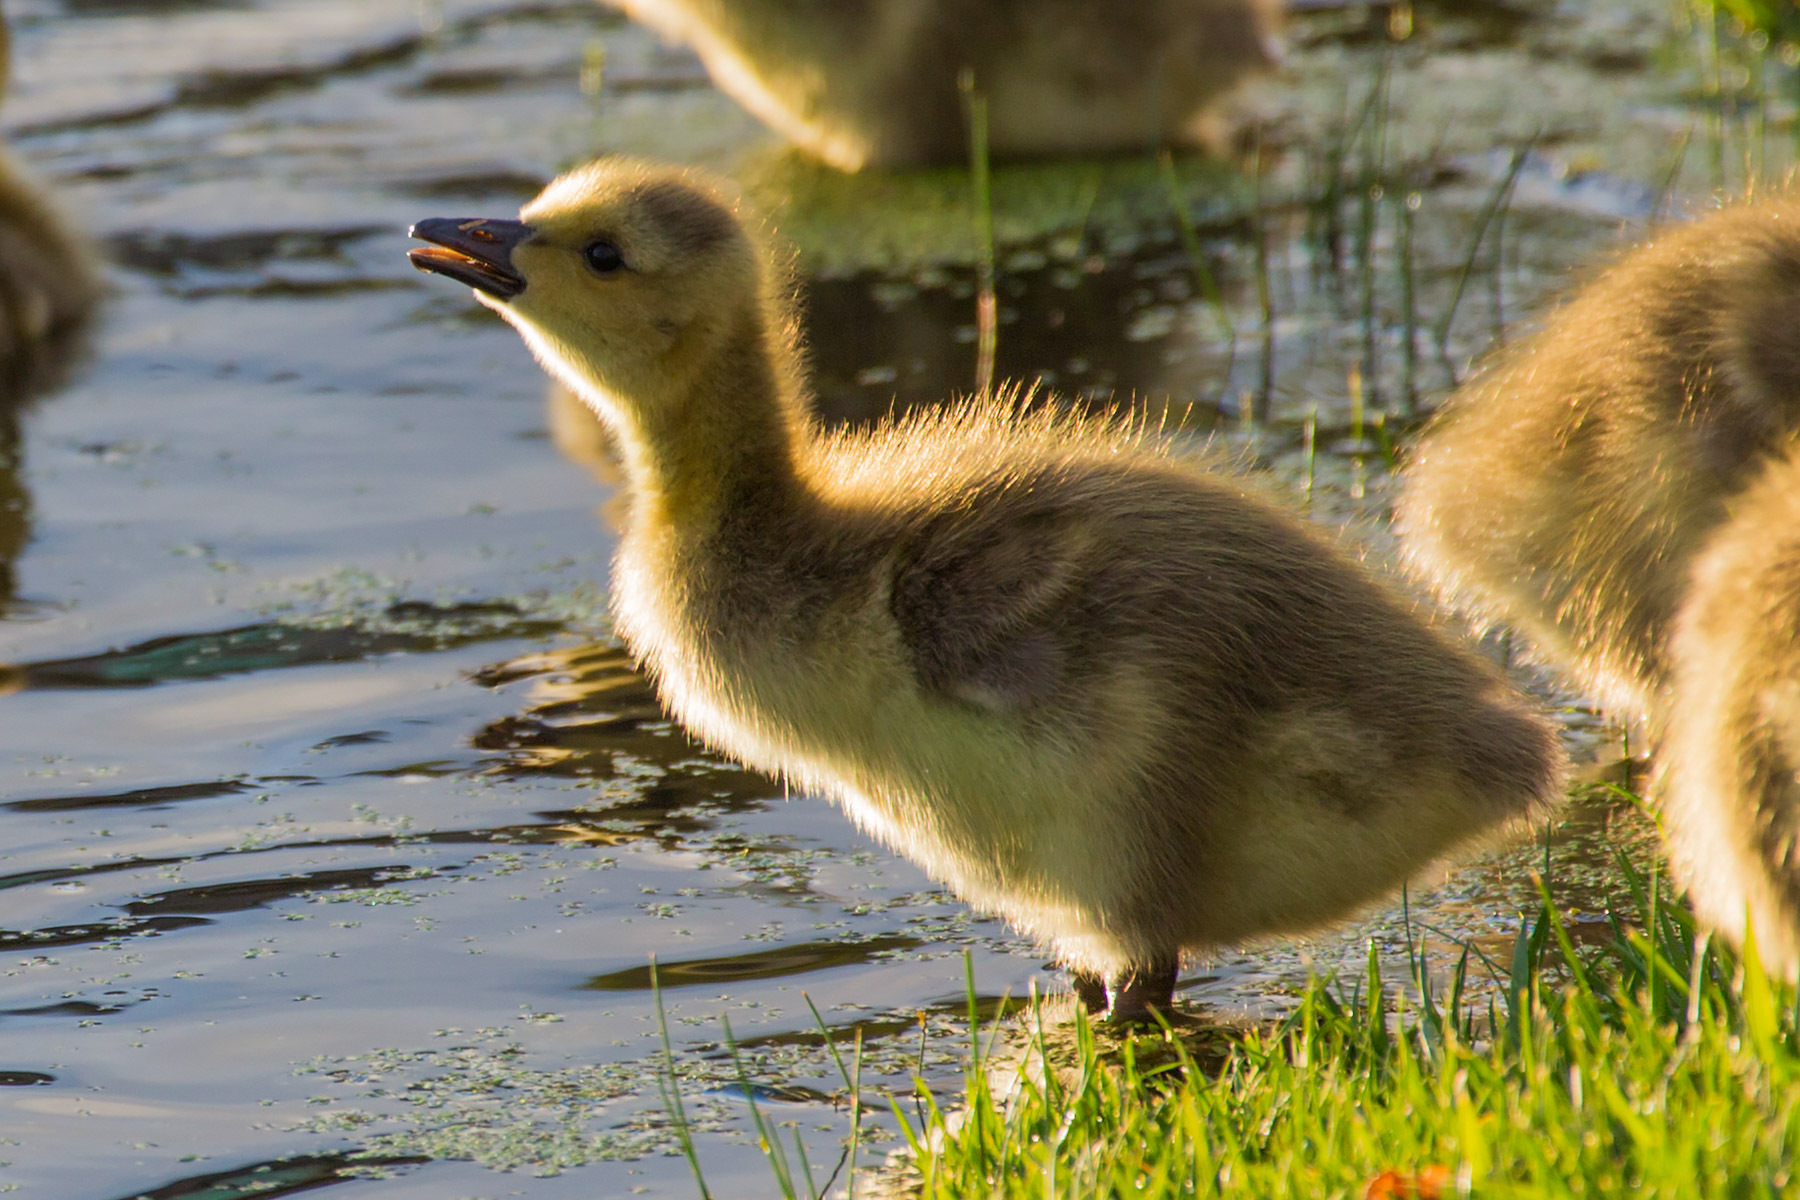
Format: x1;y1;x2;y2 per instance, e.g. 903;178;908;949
584;240;625;275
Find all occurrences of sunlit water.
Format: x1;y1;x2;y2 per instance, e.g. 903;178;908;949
0;0;1740;1194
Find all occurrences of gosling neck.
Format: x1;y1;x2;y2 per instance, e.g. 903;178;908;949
604;309;809;536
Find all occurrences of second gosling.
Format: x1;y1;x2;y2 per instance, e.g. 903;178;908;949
602;0;1280;171
1396;197;1800;721
0;9;101;395
1659;444;1800;976
408;160;1564;1020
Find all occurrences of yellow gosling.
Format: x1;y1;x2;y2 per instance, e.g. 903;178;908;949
1395;196;1800;722
601;0;1280;171
408;159;1564;1020
1660;443;1800;976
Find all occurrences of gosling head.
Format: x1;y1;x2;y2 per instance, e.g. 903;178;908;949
407;160;764;424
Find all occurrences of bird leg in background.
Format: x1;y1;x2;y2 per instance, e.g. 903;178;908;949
1107;956;1180;1022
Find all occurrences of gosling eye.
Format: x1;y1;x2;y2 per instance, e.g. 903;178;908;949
583;240;626;276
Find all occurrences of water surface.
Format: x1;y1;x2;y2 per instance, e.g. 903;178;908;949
0;0;1743;1194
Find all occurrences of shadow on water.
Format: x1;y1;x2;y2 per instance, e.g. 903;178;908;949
718;991;1028;1056
99;1153;428;1200
584;932;927;992
0;864;434;954
1;601;563;690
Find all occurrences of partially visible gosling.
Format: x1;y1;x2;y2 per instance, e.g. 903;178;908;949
602;0;1280;171
0;11;99;396
1660;445;1800;975
1396;197;1800;721
408;159;1563;1020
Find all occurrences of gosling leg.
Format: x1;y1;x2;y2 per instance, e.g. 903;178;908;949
1106;955;1180;1023
1068;967;1108;1013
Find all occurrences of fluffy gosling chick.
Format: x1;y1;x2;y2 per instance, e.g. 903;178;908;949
408;159;1564;1020
1660;444;1800;975
1395;197;1800;721
0;10;100;395
601;0;1280;171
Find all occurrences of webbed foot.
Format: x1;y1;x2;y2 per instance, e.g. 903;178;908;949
1105;956;1179;1024
1068;968;1108;1013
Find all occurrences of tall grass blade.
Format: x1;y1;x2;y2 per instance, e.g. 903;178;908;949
723;1013;803;1200
651;957;713;1200
1157;149;1236;374
802;993;862;1200
1651;124;1693;228
1433;134;1536;385
1251;127;1276;424
1356;51;1391;412
1396;188;1421;416
1302;405;1318;508
959;68;997;399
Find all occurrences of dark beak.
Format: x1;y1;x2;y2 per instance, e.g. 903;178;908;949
407;217;533;300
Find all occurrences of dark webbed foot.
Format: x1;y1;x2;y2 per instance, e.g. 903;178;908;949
1068;968;1108;1013
1105;956;1179;1024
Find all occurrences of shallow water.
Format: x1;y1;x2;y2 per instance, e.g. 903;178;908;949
0;0;1755;1195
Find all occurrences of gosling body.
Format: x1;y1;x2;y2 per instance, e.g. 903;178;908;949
603;0;1280;171
0;12;100;395
409;160;1563;1017
1396;197;1800;720
1660;446;1800;975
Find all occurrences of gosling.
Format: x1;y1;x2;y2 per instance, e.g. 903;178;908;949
0;8;100;395
1395;196;1800;722
1659;445;1800;976
601;0;1280;171
408;159;1564;1020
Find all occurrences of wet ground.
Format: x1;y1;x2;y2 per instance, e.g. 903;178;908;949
0;0;1773;1195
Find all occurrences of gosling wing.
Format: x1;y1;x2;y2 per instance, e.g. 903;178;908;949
888;506;1099;714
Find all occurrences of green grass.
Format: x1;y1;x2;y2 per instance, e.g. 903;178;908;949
891;848;1800;1199
1701;0;1800;53
687;803;1800;1200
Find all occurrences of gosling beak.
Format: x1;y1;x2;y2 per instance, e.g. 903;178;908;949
407;217;533;300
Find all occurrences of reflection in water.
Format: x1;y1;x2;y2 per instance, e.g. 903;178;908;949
0;5;104;618
470;640;782;827
106;225;388;300
0;409;26;618
602;0;1279;170
800;249;1235;425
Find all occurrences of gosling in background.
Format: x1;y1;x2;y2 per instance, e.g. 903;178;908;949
600;0;1280;171
1396;196;1800;722
1661;444;1800;976
0;6;100;395
409;159;1563;1020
